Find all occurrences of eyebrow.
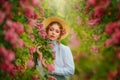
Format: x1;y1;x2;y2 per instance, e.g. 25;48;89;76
50;26;60;31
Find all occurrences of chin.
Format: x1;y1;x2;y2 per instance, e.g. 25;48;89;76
49;38;56;41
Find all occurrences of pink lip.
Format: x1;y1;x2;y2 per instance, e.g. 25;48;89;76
50;35;55;38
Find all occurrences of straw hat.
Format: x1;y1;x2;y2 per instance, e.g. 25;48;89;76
43;17;69;39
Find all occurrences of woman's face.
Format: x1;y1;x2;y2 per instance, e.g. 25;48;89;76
47;24;61;41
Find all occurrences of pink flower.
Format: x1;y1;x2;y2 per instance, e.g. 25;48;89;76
87;18;100;26
6;50;15;63
29;55;34;60
0;47;8;59
76;16;82;25
26;60;35;68
29;47;36;53
31;0;41;6
3;24;9;31
6;20;24;35
99;0;110;8
47;64;55;72
33;13;38;19
0;47;15;63
19;0;28;6
111;32;120;45
39;6;44;16
6;19;13;28
90;46;99;53
14;22;24;35
0;63;16;77
36;23;43;29
0;11;5;25
28;18;37;27
86;0;98;7
15;65;23;70
19;1;39;19
15;65;25;73
4;29;18;46
30;35;35;41
86;0;110;26
17;39;25;47
92;34;100;42
85;0;98;13
68;30;80;47
4;28;25;48
105;22;115;35
2;1;11;15
61;29;66;35
91;6;104;19
24;6;34;18
38;29;47;39
48;76;57;80
108;71;117;80
104;39;113;47
116;51;120;60
0;0;5;5
48;43;54;49
105;28;113;36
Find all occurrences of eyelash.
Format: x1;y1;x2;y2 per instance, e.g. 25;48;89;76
49;28;60;33
50;28;53;31
56;31;59;33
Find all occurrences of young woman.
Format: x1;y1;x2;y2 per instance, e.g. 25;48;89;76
37;17;74;80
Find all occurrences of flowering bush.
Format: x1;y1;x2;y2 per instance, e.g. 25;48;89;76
84;0;120;79
0;0;54;80
42;0;120;79
1;0;120;80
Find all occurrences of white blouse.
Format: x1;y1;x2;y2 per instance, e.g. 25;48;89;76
37;40;75;76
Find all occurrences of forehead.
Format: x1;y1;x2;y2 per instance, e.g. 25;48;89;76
49;24;60;30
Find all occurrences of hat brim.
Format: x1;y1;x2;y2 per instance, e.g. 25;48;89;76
43;17;69;39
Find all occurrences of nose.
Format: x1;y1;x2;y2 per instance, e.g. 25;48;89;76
51;31;55;35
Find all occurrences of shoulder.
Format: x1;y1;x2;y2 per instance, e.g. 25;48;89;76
59;44;73;57
59;44;71;51
60;43;69;48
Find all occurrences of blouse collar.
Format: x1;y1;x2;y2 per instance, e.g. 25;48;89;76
47;38;58;47
51;40;58;47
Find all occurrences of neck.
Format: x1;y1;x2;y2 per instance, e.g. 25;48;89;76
47;38;60;44
48;39;59;46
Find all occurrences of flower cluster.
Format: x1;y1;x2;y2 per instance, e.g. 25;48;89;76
61;29;66;35
4;20;25;48
36;23;47;39
0;0;46;80
0;47;16;76
85;0;120;79
85;0;110;26
104;21;120;46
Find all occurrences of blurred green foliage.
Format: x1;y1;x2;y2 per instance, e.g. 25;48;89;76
42;0;120;80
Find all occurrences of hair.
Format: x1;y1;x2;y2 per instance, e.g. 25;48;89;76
46;21;63;43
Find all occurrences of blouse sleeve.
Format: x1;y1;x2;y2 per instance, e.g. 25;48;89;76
53;46;75;76
37;59;45;76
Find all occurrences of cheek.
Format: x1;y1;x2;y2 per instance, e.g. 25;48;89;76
48;30;52;35
56;33;61;37
47;31;51;37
